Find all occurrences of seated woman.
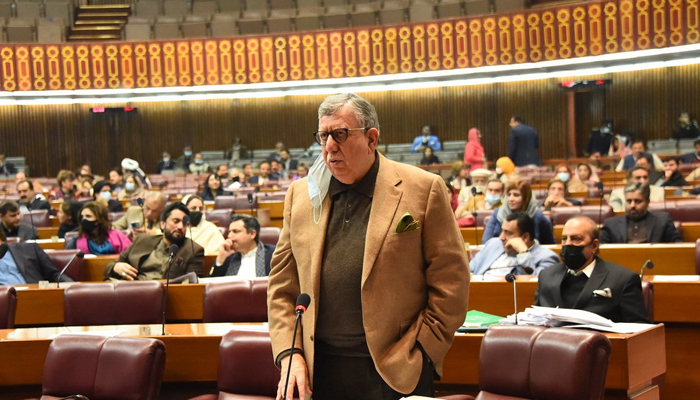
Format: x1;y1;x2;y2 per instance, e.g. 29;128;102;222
575;162;600;186
183;195;225;256
117;173;147;201
482;180;555;244
50;169;78;201
71;201;132;255
554;163;588;193
57;200;82;239
93;180;124;213
292;163;308;181
200;173;224;201
538;179;582;211
420;147;440;165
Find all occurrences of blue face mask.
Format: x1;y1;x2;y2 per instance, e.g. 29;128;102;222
125;182;136;191
485;193;501;205
99;191;112;201
307;154;332;225
557;172;570;182
184;151;193;157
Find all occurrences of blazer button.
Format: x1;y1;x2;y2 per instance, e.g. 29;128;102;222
310;335;314;341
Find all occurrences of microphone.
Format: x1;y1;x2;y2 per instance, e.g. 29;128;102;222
596;181;604;228
26;202;38;240
505;274;518;325
56;250;84;288
136;198;146;230
162;244;180;335
470;186;479;245
0;243;9;259
640;259;654;280
283;293;311;399
183;215;195;255
247;192;257;217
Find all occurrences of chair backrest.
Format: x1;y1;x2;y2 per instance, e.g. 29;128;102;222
214;195;258;210
45;249;84;281
203;279;268;323
41;335;165;400
0;286;17;329
206;208;233;228
474;209;494;227
21;209;50;227
259;227;280;246
641;280;654;322
217;329;280;397
476;325;611;400
64;281;164;326
696;239;700;275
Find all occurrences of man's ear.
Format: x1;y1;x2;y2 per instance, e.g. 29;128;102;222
367;128;380;152
160;220;165;231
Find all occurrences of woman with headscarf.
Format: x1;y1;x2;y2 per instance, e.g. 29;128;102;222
554;163;588;193
575;162;600;186
481;180;555;244
609;135;632;158
464;127;485;170
495;157;519;185
117;173;147;201
182;195;225;256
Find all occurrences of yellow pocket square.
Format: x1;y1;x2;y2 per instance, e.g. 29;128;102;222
395;212;419;233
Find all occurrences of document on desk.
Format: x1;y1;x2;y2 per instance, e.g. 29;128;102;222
502;306;614;327
652;275;700;282
563;322;656;334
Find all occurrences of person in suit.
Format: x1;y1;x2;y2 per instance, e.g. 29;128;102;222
658;157;689;187
672;111;700;140
482;180;555;244
507;116;539;166
608;167;665;212
16;180;51;214
470;212;559;276
535;216;648;323
410;124;442;153
0;200;37;241
248;161;278;185
112;191;166;236
0;228;73;285
156;152;176;174
278;148;299;172
225;137;250;166
210;214;274;277
104;202;204;281
615;139;664;172
0;154;16;175
601;183;682;244
268;94;469;400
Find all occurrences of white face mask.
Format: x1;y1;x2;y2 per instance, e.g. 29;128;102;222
557;172;571;182
307;154;332;224
163;157;170;163
99;191;112;201
125;182;136;191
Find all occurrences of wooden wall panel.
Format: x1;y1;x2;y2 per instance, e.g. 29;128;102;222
1;63;699;178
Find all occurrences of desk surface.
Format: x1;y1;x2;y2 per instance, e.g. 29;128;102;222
0;323;666;400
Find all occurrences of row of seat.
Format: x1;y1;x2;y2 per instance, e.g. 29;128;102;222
0;0;71;23
17;325;610;400
0;16;64;42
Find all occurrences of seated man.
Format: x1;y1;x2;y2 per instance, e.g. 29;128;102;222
601;183;682;244
249;161;278;185
16;180;51;213
0;200;37;241
608;167;665;212
636;157;663;186
659;157;689;187
210;214;275;277
535;216;648;323
112;191;166;235
615;139;663;172
410;124;441;153
105;203;204;281
538;179;582;211
0;229;73;284
470;212;559;276
454;170;496;218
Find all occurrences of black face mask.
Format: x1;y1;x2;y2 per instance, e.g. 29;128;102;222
81;219;97;233
189;211;203;227
560;244;590;271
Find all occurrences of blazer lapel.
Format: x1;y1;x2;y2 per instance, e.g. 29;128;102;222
551;264;567;307
615;217;627;243
362;156;402;285
574;259;608;309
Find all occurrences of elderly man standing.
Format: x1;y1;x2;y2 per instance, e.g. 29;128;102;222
268;94;470;400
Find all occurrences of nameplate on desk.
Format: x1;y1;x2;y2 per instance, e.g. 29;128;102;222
652;275;700;282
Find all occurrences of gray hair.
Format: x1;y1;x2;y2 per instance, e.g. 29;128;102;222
623;182;650;200
318;93;380;131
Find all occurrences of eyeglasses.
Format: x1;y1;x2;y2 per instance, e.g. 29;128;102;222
313;127;369;145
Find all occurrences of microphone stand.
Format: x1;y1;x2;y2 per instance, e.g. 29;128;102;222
597;182;604;228
283;302;307;399
56;251;84;288
505;274;518;325
162;245;179;335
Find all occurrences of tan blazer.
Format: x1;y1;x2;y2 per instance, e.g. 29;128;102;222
268;154;470;394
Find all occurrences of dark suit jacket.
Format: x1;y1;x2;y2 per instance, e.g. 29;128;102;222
248;174;280;185
156;160;176;174
210;243;275;277
20;198;52;213
7;242;74;283
600;212;682;243
508;124;539;166
535;258;648;323
104;234;204;280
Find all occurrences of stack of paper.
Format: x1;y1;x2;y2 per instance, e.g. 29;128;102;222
500;306;655;333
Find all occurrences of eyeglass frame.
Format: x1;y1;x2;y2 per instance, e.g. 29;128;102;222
312;127;371;145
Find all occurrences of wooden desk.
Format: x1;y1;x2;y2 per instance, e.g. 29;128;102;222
78;255;217;282
0;323;665;400
36;227;59;240
460;240;698;275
